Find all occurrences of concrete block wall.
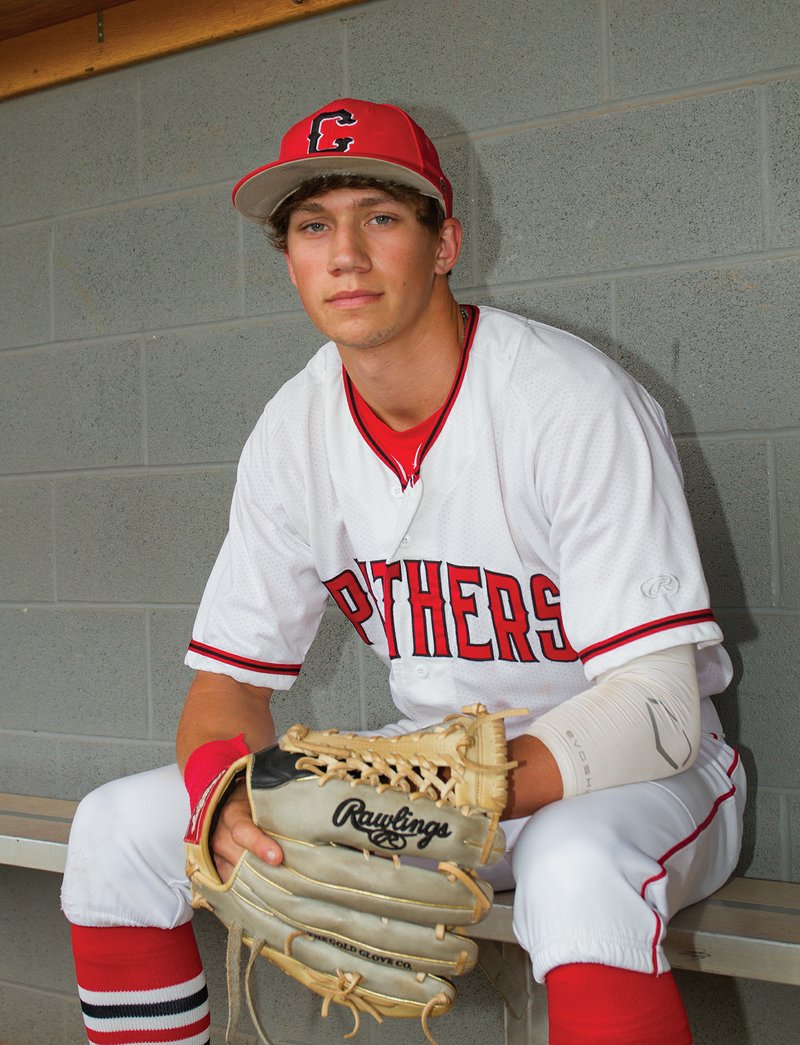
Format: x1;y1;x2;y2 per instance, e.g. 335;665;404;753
0;0;797;1041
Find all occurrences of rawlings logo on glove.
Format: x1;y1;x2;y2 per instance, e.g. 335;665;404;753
331;797;453;850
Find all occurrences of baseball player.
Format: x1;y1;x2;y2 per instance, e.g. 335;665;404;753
62;98;746;1044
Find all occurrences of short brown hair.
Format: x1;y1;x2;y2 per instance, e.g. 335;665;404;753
265;173;445;251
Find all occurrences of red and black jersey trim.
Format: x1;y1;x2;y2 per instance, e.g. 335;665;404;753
344;304;479;487
187;639;301;677
579;609;717;664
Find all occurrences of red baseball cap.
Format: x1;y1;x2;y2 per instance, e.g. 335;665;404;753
232;98;453;222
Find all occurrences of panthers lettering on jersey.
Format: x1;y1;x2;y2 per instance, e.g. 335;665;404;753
325;561;578;664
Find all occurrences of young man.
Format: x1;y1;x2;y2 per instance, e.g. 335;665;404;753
63;99;746;1045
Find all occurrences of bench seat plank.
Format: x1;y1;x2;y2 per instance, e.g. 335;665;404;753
666;881;800;984
0;794;77;873
0;814;71;871
0;792;78;819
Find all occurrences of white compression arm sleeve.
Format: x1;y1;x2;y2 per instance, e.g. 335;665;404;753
527;644;701;798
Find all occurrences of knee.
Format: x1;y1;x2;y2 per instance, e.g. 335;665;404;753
512;813;621;908
67;777;140;865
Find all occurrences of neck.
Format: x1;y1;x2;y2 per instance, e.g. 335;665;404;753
338;290;464;432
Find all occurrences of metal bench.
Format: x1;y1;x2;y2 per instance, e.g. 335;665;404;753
2;792;799;1044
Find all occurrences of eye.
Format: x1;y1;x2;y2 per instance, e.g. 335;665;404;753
368;213;395;226
301;220;328;234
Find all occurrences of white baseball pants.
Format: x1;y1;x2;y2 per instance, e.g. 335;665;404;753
62;709;745;982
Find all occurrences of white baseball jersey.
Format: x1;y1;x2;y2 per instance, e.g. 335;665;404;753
185;306;731;738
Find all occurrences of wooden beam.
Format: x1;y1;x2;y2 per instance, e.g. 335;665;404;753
0;3;130;43
0;0;369;102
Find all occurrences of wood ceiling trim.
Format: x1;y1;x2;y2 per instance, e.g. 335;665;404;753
0;0;368;102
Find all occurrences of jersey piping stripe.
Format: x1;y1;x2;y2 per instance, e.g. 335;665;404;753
641;747;741;973
187;640;301;676
343;304;479;487
579;609;717;663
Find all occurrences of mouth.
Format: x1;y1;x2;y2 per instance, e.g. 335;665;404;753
327;290;382;309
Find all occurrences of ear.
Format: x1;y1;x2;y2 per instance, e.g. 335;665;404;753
285;251;298;287
434;217;463;276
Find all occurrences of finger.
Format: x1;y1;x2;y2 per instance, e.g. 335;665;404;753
214;855;235;883
230;816;284;867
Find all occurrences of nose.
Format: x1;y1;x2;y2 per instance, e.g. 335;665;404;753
328;222;370;275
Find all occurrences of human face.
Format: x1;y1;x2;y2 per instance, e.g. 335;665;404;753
284;187;458;353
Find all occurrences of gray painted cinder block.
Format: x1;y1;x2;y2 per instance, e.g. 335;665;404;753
0;338;143;474
145;318;318;466
0;224;51;350
52;187;241;341
346;0;603;133
0;74;140;227
59;737;174;800
54;468;235;603
360;643;394;732
767;79;800;249
776;439;800;609
677;968;800;1044
438;139;473;288
139;19;345;196
149;607;198;741
791;794;800;880
717;613;800;791
0;867;75;992
737;786;784;882
270;606;363;738
615;260;800;435
0;607;147;738
678;439;772;609
477;281;616;357
609;0;800;98
0;982;70;1045
243;223;310;317
0;478;53;601
0;730;60;797
474;91;762;283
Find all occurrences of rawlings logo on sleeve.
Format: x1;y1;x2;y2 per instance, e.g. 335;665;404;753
332;797;451;850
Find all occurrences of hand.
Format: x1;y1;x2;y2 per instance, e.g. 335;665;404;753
210;780;284;881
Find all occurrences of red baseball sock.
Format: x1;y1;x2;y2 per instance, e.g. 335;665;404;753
546;962;691;1044
71;923;211;1044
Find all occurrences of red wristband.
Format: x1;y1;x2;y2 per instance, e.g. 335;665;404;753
183;733;250;812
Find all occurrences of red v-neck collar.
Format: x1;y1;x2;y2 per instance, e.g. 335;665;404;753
344;305;479;488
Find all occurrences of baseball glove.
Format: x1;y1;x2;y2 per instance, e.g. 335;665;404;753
185;703;521;1045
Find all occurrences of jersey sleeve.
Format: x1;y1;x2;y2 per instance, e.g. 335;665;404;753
522;333;731;691
185;406;329;688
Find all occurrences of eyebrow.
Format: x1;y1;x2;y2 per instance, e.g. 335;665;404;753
291;194;398;217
